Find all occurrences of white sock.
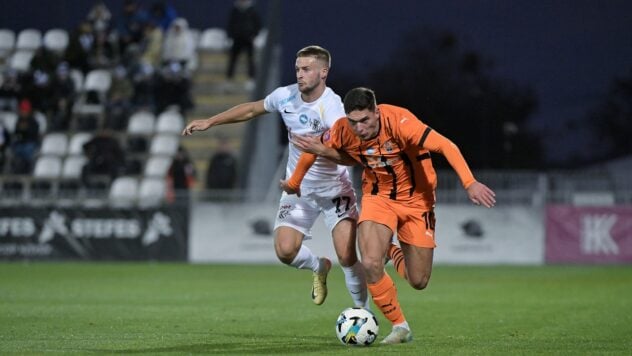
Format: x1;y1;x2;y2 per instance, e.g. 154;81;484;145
289;244;320;272
341;261;369;308
393;321;410;330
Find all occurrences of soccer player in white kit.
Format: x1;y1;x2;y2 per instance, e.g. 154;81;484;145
182;45;368;308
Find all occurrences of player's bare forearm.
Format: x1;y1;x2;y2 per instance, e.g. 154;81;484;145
182;100;266;136
291;134;352;165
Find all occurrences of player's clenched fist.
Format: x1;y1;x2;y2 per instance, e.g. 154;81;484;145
182;119;211;136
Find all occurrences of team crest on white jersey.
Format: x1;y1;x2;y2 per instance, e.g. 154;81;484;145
309;118;323;132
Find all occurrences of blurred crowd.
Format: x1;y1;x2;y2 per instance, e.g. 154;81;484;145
0;0;195;178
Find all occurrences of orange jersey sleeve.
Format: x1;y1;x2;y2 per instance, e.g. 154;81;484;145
420;129;476;189
286;152;317;190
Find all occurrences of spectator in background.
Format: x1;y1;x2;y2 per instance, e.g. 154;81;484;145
154;61;193;114
10;99;40;174
30;46;60;75
167;145;196;204
51;62;76;105
140;20;163;68
161;17;195;69
88;30;117;70
0;68;23;111
226;0;261;82
24;70;55;116
105;65;134;130
81;129;124;186
131;62;156;112
0;122;10;172
64;22;94;74
205;137;237;190
50;62;77;131
117;0;149;56
150;1;178;32
86;1;112;33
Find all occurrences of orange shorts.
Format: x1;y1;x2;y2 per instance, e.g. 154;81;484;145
358;195;436;248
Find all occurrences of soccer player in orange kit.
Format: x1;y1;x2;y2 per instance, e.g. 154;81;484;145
281;87;496;344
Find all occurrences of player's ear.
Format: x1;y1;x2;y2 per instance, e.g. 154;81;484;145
321;66;329;80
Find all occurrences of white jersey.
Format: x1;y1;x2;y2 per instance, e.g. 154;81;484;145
264;84;349;189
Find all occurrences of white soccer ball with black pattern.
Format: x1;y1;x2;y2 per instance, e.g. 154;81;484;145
335;307;379;346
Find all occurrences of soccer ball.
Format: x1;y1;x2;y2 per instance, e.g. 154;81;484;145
335;307;379;346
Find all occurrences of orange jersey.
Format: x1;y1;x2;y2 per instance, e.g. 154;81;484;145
323;104;476;207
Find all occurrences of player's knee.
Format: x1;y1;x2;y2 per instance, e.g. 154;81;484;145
336;249;358;267
360;258;383;277
276;252;296;265
408;274;430;290
274;244;298;265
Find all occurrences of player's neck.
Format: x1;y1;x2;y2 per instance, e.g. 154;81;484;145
301;84;326;103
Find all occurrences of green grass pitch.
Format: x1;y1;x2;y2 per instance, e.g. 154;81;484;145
1;263;631;355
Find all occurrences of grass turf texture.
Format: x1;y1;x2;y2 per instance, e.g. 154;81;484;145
1;263;631;355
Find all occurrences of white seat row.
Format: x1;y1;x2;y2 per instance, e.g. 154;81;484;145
127;108;184;135
196;27;267;52
39;132;91;156
32;155;86;180
0;28;69;54
34;154;172;180
38;131;180;157
109;176;168;208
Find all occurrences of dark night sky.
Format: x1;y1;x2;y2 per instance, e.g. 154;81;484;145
2;0;631;164
279;0;632;164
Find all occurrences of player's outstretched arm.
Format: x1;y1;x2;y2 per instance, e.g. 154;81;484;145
182;100;267;136
422;129;496;207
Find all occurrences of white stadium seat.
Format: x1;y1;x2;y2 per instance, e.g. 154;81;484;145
70;69;84;92
15;29;41;51
33;110;47;135
108;176;139;208
67;132;93;155
0;29;15;58
40;133;68;156
83;69;112;92
150;134;179;156
198;28;230;51
127;110;156;135
144;156;172;178
9;50;35;72
138;177;167;208
62;155;87;179
43;28;69;53
74;69;112;115
0;111;18;133
155;109;184;134
33;155;63;179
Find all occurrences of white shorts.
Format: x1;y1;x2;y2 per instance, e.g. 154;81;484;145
274;180;358;239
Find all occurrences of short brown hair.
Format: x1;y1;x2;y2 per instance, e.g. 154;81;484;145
296;45;331;68
343;87;377;114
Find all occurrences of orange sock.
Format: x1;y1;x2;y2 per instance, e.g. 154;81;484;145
368;273;405;325
388;244;407;281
